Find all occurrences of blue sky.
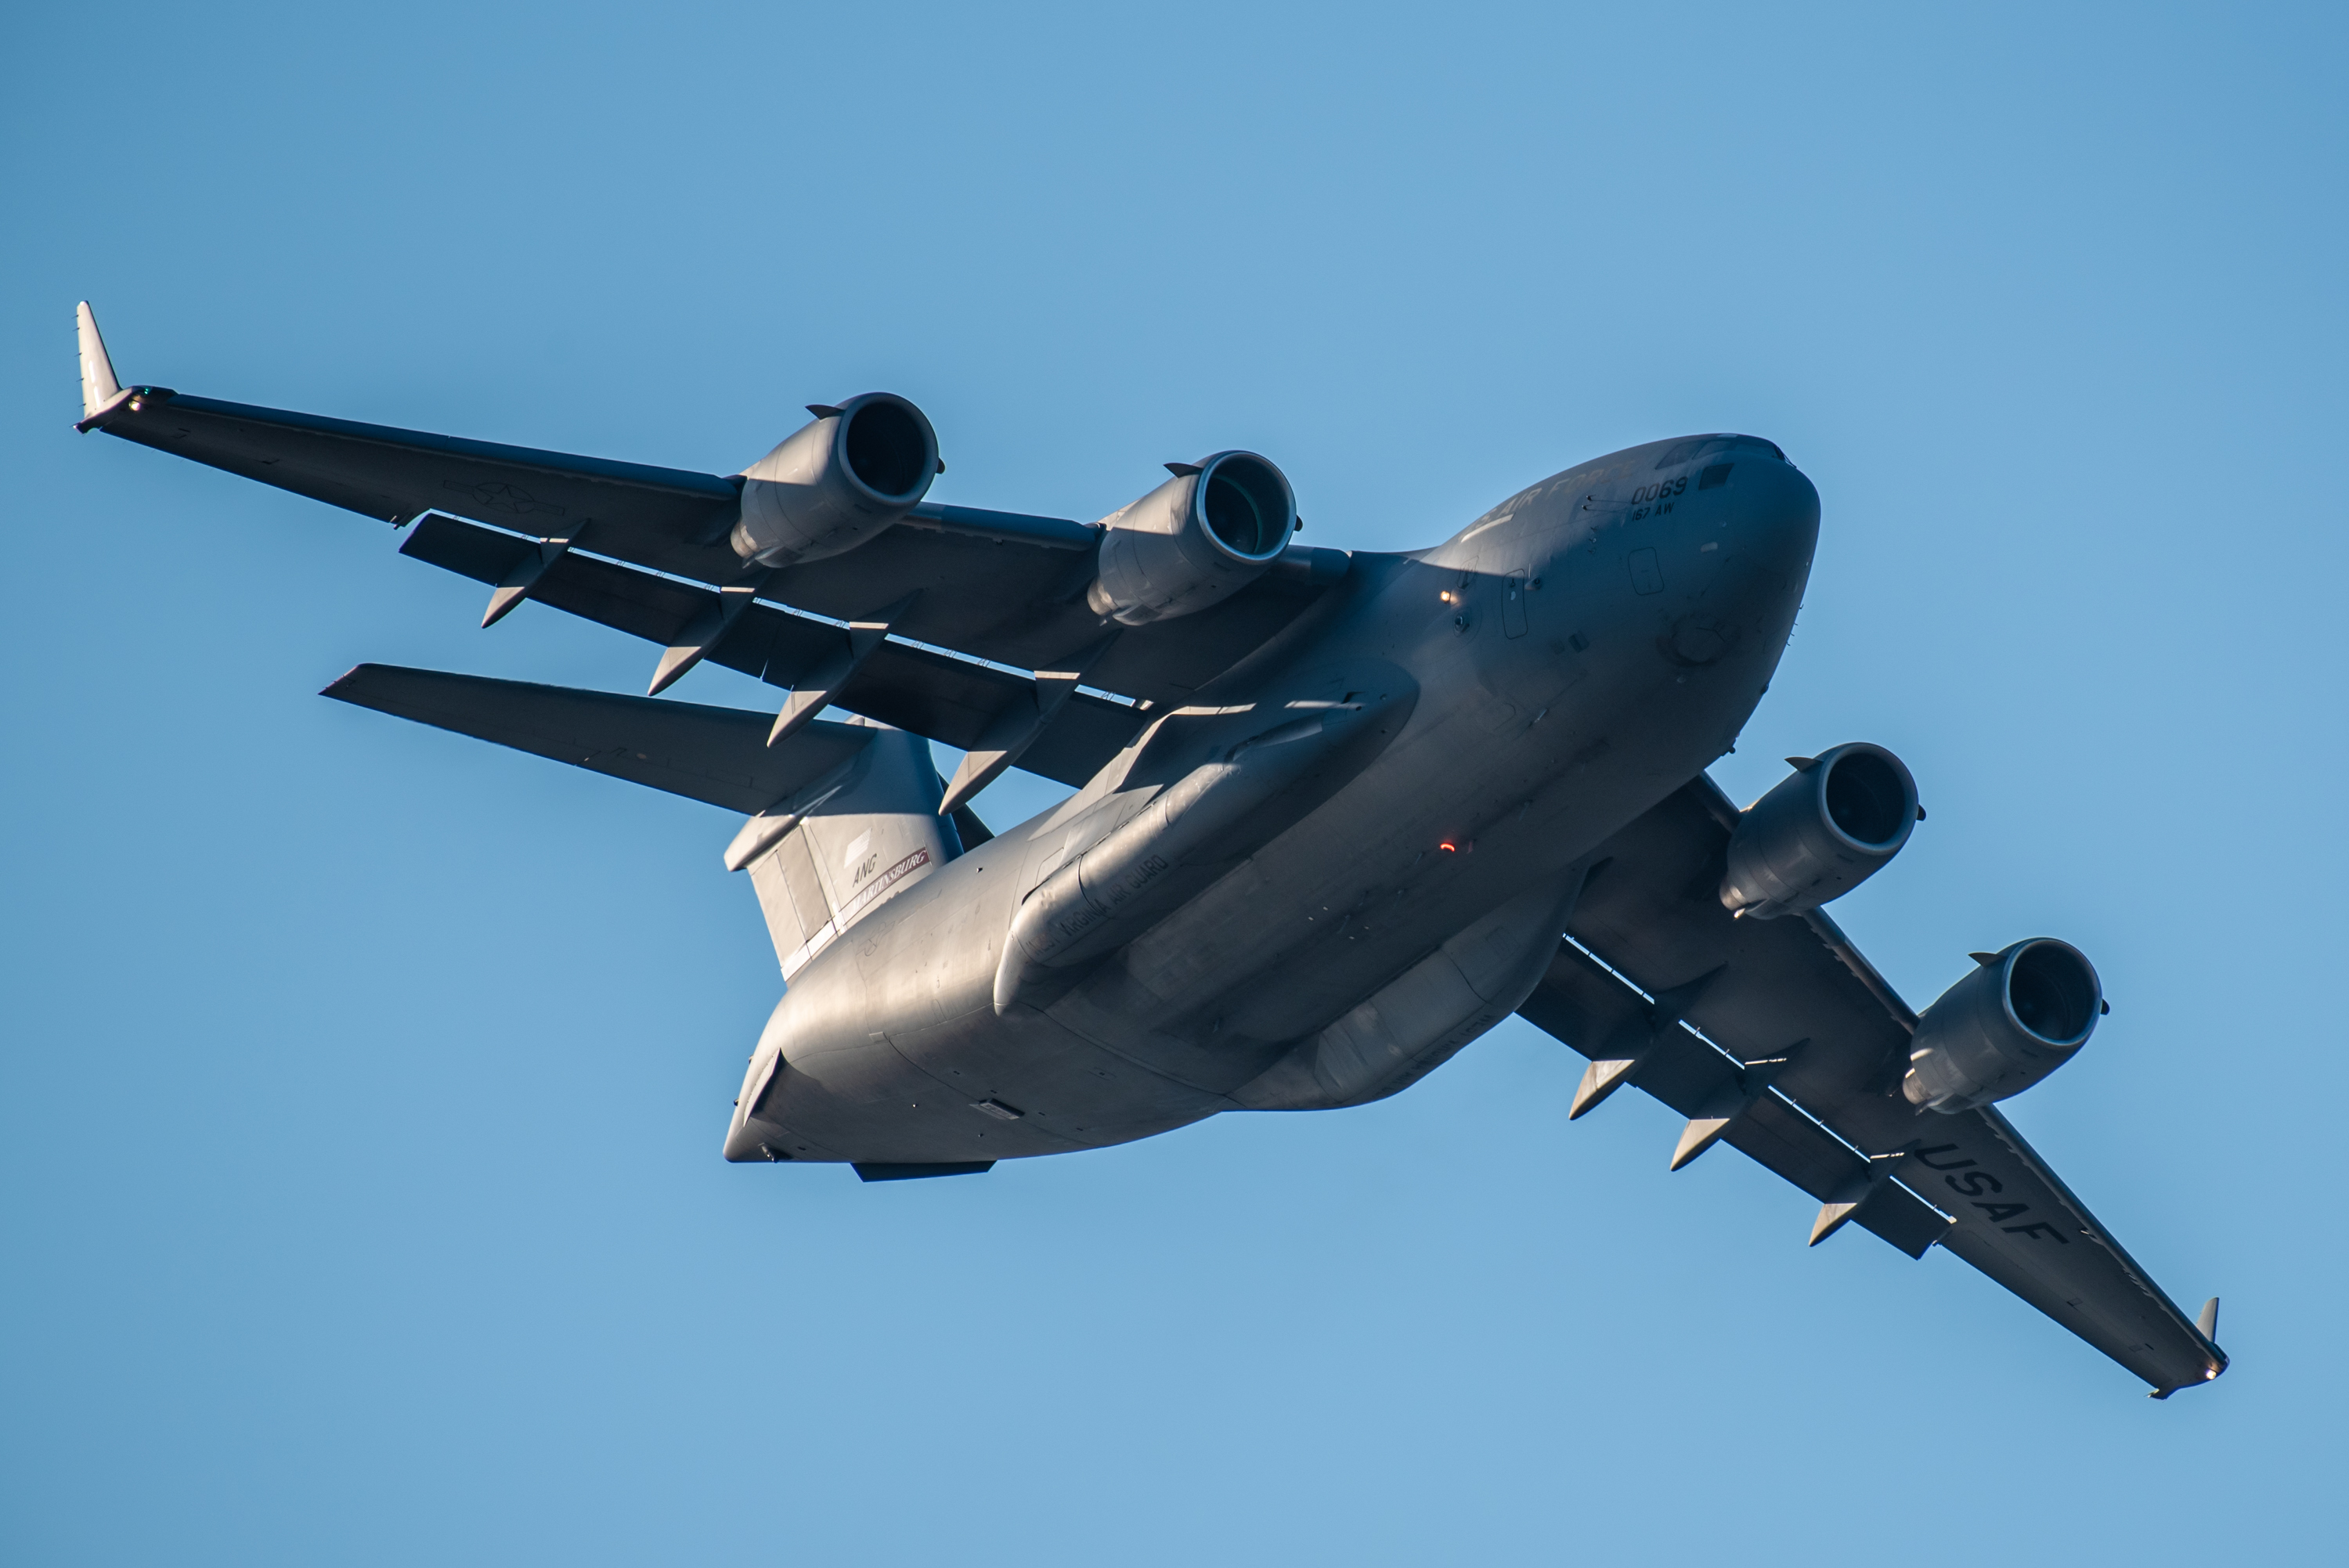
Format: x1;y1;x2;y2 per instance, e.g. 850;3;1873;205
5;2;2344;1563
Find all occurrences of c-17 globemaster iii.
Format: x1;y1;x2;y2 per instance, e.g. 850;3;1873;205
70;302;2226;1396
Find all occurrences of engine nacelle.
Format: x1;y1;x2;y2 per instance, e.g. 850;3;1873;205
1903;939;2103;1112
1085;451;1294;625
1719;743;1920;919
729;393;939;568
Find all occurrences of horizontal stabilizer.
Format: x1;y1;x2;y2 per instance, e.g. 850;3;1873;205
322;664;871;814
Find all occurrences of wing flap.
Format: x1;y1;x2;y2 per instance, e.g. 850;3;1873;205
1523;937;1952;1258
400;509;536;585
396;511;1148;788
756;523;1351;705
1565;791;1916;1116
322;664;871;814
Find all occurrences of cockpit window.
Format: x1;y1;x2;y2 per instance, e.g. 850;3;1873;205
1654;434;1783;470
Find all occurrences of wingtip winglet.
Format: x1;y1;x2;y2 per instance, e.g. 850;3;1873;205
74;301;132;430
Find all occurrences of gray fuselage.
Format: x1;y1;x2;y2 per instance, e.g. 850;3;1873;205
725;436;1820;1166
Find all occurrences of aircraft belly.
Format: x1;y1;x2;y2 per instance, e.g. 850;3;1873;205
1235;871;1589;1109
731;838;1229;1162
896;1004;1228;1143
1037;974;1296;1097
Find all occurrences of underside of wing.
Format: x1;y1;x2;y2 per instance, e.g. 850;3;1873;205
92;389;745;571
1519;776;2227;1396
757;506;1351;704
396;513;1153;788
81;332;1355;721
1519;938;1954;1259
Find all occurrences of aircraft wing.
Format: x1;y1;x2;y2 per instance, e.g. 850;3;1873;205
78;324;1351;715
1517;775;2228;1396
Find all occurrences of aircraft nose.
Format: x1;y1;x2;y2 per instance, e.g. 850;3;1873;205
1727;454;1820;575
1653;452;1818;669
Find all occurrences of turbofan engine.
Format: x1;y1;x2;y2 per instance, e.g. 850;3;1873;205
1719;743;1920;919
1086;451;1295;625
1903;939;2104;1112
729;393;940;568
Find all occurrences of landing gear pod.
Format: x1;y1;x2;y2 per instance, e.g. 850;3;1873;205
730;393;940;568
1903;939;2104;1112
1086;452;1294;625
993;687;1408;1015
1719;743;1920;919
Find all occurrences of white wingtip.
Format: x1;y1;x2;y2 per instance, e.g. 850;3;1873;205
76;301;124;423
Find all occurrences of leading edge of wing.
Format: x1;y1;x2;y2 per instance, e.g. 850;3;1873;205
902;500;1098;550
121;392;738;500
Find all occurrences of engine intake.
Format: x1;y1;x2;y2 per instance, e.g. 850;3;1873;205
1719;743;1919;919
1903;939;2103;1112
730;392;939;568
1086;451;1295;625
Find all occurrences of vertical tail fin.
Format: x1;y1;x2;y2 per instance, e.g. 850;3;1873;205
734;724;959;979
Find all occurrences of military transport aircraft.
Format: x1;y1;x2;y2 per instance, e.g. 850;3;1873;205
71;302;2225;1396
